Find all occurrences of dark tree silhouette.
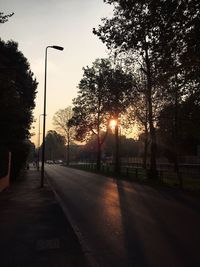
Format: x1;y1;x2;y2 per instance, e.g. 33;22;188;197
157;90;200;162
0;40;38;178
71;59;111;171
93;0;200;179
71;58;133;172
53;107;75;165
93;1;161;178
44;131;66;161
104;61;134;174
0;12;14;23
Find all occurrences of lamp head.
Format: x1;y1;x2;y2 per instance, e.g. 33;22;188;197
52;45;64;51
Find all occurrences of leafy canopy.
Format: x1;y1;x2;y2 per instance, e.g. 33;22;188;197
0;39;38;177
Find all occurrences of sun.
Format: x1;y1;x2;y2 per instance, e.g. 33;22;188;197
109;119;117;129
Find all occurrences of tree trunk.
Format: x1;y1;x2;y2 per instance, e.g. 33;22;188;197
144;45;157;179
96;137;101;171
143;120;148;170
143;95;148;170
96;83;102;172
66;130;70;166
66;141;70;166
114;120;120;175
173;77;182;187
174;85;179;172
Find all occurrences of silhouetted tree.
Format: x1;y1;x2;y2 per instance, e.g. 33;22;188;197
0;11;14;23
0;40;37;178
157;90;200;162
44;131;66;161
71;59;112;171
93;1;161;178
93;0;200;179
71;58;133;172
53;106;75;165
105;59;134;174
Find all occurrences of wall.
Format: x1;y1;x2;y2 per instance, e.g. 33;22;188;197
0;152;11;192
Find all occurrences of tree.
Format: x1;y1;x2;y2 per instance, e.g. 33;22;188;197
130;0;200;178
93;0;200;178
93;0;162;178
53;106;74;165
152;0;200;87
71;59;111;171
157;90;200;161
71;58;133;172
0;40;38;178
105;58;134;173
44;131;66;161
0;12;14;24
145;0;200;176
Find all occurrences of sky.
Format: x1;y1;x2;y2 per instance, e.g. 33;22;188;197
0;0;113;146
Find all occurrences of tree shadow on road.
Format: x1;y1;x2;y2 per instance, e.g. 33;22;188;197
115;179;200;267
115;179;148;267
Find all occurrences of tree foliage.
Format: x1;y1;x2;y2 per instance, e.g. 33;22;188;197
93;0;200;177
72;59;111;140
157;90;200;161
53;106;75;165
0;12;14;24
53;107;73;137
45;131;66;161
71;59;112;170
0;39;38;178
71;58;133;170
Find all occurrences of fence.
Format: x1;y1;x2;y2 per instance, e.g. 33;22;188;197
69;162;200;190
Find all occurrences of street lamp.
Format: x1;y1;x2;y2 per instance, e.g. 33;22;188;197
37;114;43;171
41;45;64;187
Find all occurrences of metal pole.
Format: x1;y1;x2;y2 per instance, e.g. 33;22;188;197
41;47;49;187
41;45;64;187
37;114;43;171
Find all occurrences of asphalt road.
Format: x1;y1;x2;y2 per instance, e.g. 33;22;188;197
46;165;200;267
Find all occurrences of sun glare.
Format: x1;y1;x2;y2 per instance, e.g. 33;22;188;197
109;119;117;129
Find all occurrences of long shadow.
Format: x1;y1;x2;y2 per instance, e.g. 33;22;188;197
125;176;200;214
154;186;200;213
116;179;148;267
135;184;200;267
140;182;200;214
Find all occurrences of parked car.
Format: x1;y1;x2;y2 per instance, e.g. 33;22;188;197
46;160;54;164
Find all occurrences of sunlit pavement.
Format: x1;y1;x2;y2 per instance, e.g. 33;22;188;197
46;164;200;267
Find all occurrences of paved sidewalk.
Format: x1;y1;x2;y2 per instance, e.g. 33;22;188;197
0;168;88;267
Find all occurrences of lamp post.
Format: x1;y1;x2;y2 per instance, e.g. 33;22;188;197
37;114;43;171
41;45;64;187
